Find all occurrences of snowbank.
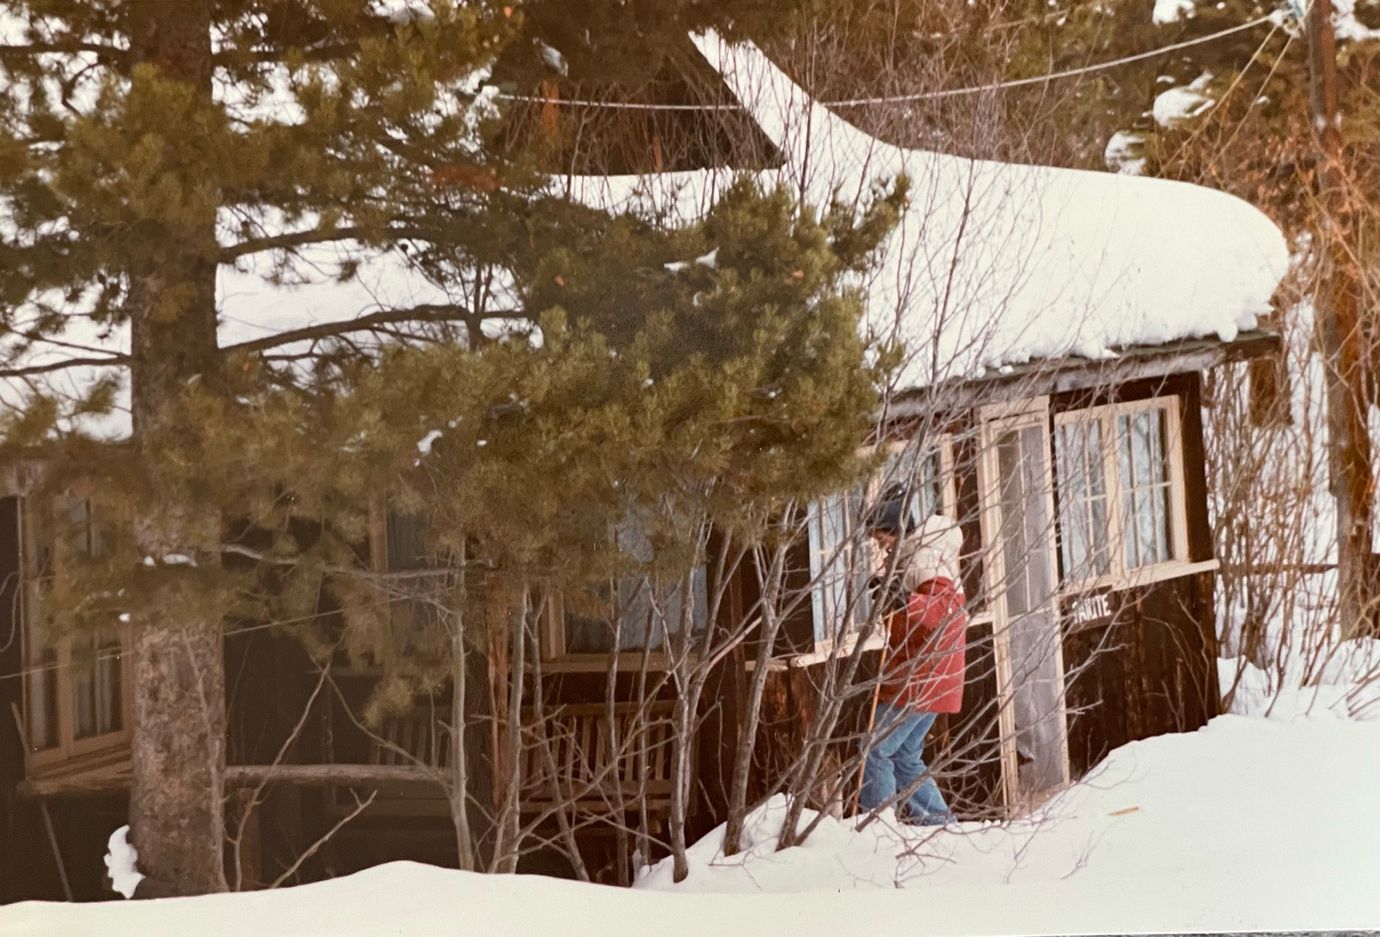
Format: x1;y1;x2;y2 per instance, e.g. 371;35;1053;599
636;712;1380;919
7;697;1379;936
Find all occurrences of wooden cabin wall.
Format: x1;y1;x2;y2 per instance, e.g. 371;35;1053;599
1062;572;1218;776
692;537;748;842
223;627;327;887
939;616;1005;816
1054;372;1222;777
1;495;28;902
0;496;129;903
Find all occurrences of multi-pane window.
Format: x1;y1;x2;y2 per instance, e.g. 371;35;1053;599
807;439;955;643
554;516;708;658
22;496;129;767
876;443;947;527
1117;410;1173;569
1055;420;1111;582
996;425;1055;617
1054;399;1185;586
807;488;868;643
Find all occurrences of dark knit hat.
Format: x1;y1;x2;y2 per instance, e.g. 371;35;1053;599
869;499;906;535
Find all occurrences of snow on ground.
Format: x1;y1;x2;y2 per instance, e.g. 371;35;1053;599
6;663;1379;937
1102;130;1147;175
1152;0;1196;25
102;827;145;900
1152;74;1215;128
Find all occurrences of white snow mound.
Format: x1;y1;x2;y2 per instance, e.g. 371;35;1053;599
7;706;1379;935
102;825;145;899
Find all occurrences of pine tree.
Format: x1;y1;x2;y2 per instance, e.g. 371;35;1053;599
1;0;896;893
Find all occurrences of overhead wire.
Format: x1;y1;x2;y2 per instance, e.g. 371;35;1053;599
494;14;1283;113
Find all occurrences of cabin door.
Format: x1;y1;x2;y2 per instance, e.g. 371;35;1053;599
979;400;1071;810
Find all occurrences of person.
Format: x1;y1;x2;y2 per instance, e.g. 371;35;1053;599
860;505;968;825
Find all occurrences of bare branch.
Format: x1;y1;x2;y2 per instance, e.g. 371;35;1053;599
217;225;444;262
221;305;509;355
269;789;377;889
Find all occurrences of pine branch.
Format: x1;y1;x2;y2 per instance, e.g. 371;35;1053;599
221;304;517;354
0;355;128;378
0;303;507;375
0;324;126;359
0;42;128;62
212;42;361;67
218;225;443;261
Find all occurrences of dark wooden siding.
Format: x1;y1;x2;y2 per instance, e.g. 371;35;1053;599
1063;572;1219;776
938;616;1004;816
1053;371;1221;777
1;496;25;902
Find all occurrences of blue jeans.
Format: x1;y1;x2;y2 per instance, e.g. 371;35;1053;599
860;703;954;825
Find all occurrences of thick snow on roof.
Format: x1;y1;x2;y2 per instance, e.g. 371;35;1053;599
563;35;1287;389
695;33;1288;387
0;242;450;440
3;33;1288;439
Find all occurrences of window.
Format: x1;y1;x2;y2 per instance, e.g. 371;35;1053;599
22;496;131;772
874;441;951;526
1054;399;1188;588
1055;420;1111;582
806;489;868;643
996;425;1055;617
544;516;709;661
1117;410;1174;569
369;508;449;664
807;438;956;644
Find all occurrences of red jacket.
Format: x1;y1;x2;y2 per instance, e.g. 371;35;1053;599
880;577;967;714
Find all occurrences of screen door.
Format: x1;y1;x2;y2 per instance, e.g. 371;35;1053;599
981;404;1070;807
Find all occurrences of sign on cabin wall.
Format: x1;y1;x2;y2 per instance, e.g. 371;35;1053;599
1061;587;1115;632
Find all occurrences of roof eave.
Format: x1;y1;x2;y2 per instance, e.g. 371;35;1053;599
886;329;1281;418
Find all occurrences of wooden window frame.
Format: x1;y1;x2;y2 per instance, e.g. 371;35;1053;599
867;436;958;519
805;489;868;650
975;396;1072;811
788;436;960;663
538;577;709;672
1053;396;1192;596
21;497;133;778
537;514;710;671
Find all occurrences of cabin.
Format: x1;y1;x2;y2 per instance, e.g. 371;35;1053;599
0;35;1286;900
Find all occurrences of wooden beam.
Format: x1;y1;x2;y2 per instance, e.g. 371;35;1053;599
19;763;446;799
224;764;445;788
18;771;130;799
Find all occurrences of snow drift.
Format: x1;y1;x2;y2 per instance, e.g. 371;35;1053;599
5;699;1378;936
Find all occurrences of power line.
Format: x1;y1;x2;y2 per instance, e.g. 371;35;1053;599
495;15;1281;114
823;14;1281;106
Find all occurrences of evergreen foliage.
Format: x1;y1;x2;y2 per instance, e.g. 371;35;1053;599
0;0;899;890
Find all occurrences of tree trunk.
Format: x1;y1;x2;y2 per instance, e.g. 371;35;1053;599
125;1;227;896
723;543;788;856
1308;0;1376;639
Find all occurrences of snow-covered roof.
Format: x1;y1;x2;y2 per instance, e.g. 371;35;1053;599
2;33;1289;439
569;34;1288;390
